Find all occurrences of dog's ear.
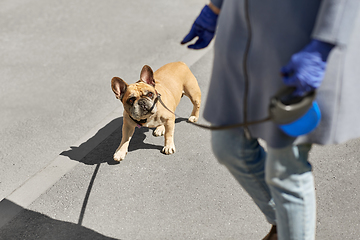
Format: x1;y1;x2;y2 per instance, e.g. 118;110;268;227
111;77;128;101
140;65;155;87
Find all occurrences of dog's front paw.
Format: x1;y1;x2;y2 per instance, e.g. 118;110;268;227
113;150;127;161
153;125;165;137
162;145;176;155
188;116;198;123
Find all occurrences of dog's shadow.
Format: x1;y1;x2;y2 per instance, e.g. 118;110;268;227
128;126;163;152
128;117;188;153
61;117;188;165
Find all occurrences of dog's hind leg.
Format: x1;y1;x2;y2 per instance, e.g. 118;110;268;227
183;79;201;123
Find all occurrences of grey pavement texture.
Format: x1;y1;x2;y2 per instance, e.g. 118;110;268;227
1;0;360;239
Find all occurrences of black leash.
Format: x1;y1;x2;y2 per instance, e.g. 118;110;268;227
156;93;272;130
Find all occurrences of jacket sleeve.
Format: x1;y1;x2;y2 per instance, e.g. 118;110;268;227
312;0;360;45
210;0;223;9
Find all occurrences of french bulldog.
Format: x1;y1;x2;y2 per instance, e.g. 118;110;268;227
111;62;201;161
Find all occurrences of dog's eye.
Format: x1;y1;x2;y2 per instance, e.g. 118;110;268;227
147;92;154;99
128;97;136;105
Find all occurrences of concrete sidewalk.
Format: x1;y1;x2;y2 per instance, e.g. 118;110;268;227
1;49;360;239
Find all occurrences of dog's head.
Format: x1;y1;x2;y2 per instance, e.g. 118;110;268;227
111;65;157;121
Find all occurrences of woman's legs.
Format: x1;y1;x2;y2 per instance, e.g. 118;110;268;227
266;144;316;240
211;129;316;240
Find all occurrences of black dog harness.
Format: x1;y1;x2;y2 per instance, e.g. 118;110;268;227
129;115;147;127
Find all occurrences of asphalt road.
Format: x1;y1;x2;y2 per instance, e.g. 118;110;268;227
1;0;360;239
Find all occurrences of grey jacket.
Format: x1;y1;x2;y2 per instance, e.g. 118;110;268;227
204;0;360;148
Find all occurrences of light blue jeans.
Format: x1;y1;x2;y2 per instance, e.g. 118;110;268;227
211;128;316;240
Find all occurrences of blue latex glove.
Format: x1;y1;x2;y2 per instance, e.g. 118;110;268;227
181;5;218;49
281;39;335;96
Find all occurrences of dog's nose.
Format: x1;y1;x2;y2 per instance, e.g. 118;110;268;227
138;99;149;110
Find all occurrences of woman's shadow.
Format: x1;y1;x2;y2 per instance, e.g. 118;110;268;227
60;117;187;165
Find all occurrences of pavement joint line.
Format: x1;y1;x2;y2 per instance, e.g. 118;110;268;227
0;46;213;229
